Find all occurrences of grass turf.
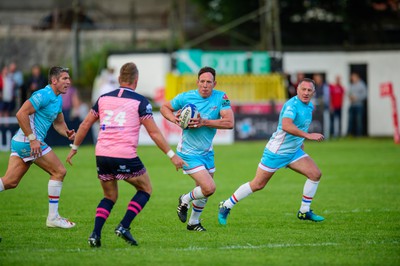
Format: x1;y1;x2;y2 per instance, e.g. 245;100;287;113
0;138;399;265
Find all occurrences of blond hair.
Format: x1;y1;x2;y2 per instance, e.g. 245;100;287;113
119;62;138;84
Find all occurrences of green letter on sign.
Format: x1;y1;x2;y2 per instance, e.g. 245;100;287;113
251;52;270;74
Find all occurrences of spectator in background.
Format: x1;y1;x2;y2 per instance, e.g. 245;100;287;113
329;75;345;138
287;72;305;99
22;64;47;103
91;68;118;104
283;73;293;99
313;73;330;138
62;83;82;126
290;72;305;98
313;74;330;108
90;68;118;142
348;72;368;137
0;66;6;116
8;62;24;112
0;65;15;118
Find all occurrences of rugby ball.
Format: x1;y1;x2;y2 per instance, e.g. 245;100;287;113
179;103;199;129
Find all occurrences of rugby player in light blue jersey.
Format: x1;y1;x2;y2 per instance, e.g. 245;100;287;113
161;66;234;231
218;78;326;225
0;66;76;229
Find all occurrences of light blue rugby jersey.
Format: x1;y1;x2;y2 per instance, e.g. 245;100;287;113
266;96;313;155
171;89;231;155
13;85;62;143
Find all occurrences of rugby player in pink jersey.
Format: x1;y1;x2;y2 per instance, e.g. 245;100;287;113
66;62;186;247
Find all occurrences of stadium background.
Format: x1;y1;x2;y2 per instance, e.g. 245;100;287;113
0;0;399;148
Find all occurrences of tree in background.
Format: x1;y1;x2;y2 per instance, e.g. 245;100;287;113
188;0;400;48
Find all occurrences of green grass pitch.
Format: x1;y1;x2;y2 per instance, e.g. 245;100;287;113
0;138;399;265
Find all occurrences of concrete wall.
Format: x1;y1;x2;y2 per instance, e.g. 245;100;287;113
0;0;171;25
0;0;172;72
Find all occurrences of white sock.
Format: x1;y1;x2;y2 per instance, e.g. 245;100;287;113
224;182;253;209
300;179;319;213
48;180;63;219
188;198;207;225
182;186;205;204
0;179;4;191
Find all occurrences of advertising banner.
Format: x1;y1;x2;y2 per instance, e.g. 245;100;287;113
138;113;234;145
175;49;270;75
0;118;19;152
0;118;93;152
234;112;323;141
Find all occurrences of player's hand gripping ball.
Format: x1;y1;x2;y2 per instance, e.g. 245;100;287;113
179;103;199;129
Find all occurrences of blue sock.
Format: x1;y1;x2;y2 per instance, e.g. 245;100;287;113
93;198;115;236
120;191;150;228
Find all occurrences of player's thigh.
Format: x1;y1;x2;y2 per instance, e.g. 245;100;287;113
34;150;66;179
190;170;215;190
250;167;274;191
288;156;321;181
100;179;119;201
2;156;31;187
125;172;152;194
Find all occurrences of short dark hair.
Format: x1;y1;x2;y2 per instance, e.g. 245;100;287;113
48;66;69;84
298;78;316;90
198;66;216;80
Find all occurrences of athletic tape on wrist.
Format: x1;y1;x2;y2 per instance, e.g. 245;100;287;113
69;144;79;151
167;150;175;158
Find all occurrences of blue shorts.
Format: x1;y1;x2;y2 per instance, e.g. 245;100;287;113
96;156;146;181
177;151;215;175
259;148;308;173
10;139;51;162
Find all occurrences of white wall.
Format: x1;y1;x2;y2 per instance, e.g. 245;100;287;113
107;53;171;99
283;50;400;137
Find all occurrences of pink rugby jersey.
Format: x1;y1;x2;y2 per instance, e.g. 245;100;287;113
92;87;153;158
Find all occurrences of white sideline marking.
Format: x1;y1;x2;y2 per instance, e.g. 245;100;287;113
180;242;338;251
2;240;397;253
180;240;399;251
322;208;394;214
284;208;393;216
